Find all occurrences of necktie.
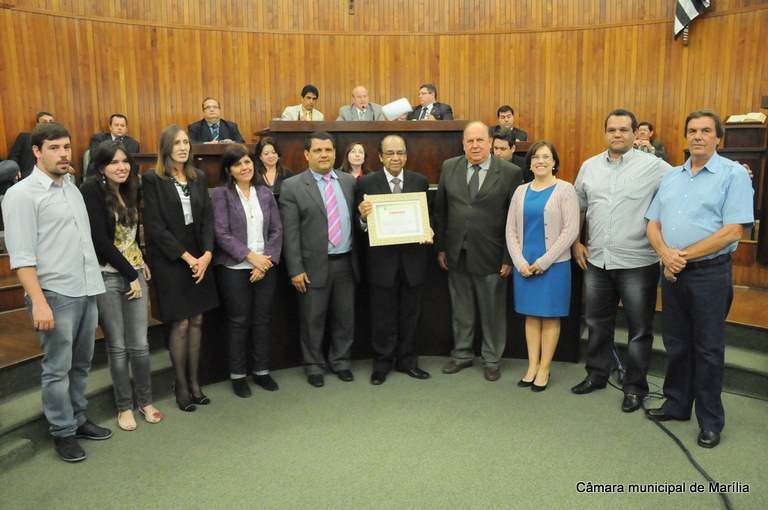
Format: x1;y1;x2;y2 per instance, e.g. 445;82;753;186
211;124;219;141
323;174;342;246
391;177;402;194
468;165;480;200
419;107;427;120
115;136;124;144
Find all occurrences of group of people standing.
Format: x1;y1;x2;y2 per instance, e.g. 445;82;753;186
1;106;752;464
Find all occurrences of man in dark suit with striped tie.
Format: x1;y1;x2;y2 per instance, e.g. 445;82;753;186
356;135;432;385
407;84;454;121
187;97;245;144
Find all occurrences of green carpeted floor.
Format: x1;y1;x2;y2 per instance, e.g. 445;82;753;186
1;357;766;509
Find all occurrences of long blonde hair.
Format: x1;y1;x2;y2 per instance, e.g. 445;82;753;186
154;124;196;181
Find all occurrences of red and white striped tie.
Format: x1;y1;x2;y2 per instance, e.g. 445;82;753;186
323;174;342;246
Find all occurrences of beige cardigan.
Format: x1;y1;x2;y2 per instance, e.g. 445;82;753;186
505;180;580;271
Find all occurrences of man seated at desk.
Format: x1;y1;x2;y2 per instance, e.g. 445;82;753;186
282;85;325;121
634;121;669;162
89;114;141;155
188;97;245;144
492;129;529;181
337;86;384;121
9;111;56;180
407;84;453;121
494;105;528;141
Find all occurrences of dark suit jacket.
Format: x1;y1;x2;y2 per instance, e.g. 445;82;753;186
211;184;283;267
434;155;522;275
187;119;245;144
279;170;359;287
141;168;214;262
355;170;429;288
493;125;528;142
89;133;141;155
80;178;141;282
407;102;454;121
9;132;36;179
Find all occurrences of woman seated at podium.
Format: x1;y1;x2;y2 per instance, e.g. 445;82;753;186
212;144;283;398
340;141;370;180
254;137;293;195
505;141;580;392
81;141;163;430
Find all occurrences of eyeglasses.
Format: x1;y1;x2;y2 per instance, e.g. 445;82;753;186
530;154;553;161
203;105;221;111
383;151;406;158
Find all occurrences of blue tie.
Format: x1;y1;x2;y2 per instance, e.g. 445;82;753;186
210;124;219;141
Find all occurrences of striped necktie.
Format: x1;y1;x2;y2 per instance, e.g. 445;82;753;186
323;174;342;246
210;123;219;141
468;165;480;200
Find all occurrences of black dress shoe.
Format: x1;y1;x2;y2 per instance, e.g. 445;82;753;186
531;374;549;392
75;420;113;440
191;392;211;405
697;430;721;448
570;379;607;395
254;374;279;391
644;407;687;421
397;367;431;380
308;374;324;387
232;378;252;398
621;393;642;413
370;371;387;385
53;436;86;463
335;369;354;382
517;378;534;388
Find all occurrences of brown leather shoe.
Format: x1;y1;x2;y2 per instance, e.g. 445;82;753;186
442;360;473;374
484;367;501;382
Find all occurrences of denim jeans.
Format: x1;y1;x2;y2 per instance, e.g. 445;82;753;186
97;272;152;411
27;291;98;437
215;266;278;376
582;262;659;394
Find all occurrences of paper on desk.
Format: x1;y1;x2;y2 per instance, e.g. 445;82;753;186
382;98;413;121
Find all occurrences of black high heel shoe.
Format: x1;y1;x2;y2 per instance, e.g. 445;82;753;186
173;382;197;412
190;392;210;405
531;374;550;392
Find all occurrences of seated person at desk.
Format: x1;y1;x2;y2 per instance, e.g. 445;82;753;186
281;85;325;121
407;84;453;120
188;97;245;144
494;105;528;141
9;111;56;180
634;121;669;162
337;86;384;121
89;114;141;154
492;129;529;181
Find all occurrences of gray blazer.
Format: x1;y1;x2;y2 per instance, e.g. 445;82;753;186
279;170;359;286
336;103;385;121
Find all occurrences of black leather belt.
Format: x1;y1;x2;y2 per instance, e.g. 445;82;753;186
684;253;731;271
328;252;351;261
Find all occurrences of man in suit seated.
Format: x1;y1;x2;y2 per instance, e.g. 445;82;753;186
492;129;530;181
435;121;523;382
9;111;56;180
634;121;669;162
336;86;385;121
494;105;528;141
356;135;432;385
187;97;245;144
279;131;358;387
89;114;141;155
281;85;325;121
407;84;453;121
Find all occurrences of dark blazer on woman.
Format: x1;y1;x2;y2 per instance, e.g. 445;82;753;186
80;178;141;282
211;184;283;267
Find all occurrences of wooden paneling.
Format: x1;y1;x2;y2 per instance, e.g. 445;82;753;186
0;1;766;185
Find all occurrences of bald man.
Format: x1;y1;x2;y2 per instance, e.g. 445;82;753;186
337;86;385;121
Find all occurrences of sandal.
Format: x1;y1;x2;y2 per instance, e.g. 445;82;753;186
139;405;163;424
117;410;137;431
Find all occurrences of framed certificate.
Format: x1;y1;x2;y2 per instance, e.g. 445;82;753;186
366;192;431;246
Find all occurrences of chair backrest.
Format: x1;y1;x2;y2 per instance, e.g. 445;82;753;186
82;149;91;178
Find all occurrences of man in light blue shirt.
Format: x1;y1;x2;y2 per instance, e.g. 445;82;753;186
1;123;109;463
645;110;754;449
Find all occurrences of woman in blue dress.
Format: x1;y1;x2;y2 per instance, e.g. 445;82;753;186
505;141;580;391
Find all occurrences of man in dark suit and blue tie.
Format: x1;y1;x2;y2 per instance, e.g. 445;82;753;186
407;84;454;121
89;114;141;156
187;97;245;144
279;131;359;387
356;135;432;385
434;121;523;382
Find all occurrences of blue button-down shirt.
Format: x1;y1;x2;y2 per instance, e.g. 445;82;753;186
1;167;105;297
310;168;352;254
645;152;754;261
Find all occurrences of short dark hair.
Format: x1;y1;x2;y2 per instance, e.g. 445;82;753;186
109;114;128;125
220;144;260;190
526;140;561;176
419;84;437;96
378;135;407;154
492;128;517;147
638;121;654;131
497;105;514;117
685;109;725;138
202;97;220;109
304;131;335;151
301;84;319;98
30;122;70;150
604;109;638;132
36;111;54;123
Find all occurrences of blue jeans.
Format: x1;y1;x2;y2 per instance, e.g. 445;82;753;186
27;291;98;437
97;272;152;411
582;262;659;394
660;262;732;432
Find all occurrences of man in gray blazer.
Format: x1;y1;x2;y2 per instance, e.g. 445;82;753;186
434;121;523;381
279;131;359;387
336;86;385;121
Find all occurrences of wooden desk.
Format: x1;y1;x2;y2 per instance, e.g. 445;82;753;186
263;121;532;184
